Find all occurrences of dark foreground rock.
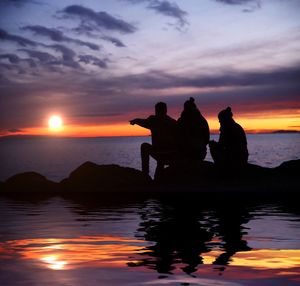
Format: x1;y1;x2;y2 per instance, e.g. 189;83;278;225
3;172;58;193
60;162;152;192
156;159;299;193
0;159;299;194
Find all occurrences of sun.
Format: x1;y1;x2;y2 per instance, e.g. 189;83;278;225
48;115;63;130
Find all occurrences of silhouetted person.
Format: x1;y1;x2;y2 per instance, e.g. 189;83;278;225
177;97;210;165
209;107;248;172
130;102;177;179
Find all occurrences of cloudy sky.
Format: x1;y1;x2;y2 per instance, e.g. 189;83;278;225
0;0;299;136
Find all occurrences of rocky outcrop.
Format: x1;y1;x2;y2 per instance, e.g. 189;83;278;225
274;159;300;177
0;159;299;194
3;172;58;193
158;159;299;192
60;162;152;192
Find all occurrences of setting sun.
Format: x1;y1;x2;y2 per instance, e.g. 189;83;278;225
48;115;63;130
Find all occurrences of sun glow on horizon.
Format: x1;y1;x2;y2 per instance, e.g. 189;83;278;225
2;109;298;137
48;115;63;131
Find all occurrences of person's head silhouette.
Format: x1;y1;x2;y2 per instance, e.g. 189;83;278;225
184;97;197;112
218;107;233;126
155;102;167;116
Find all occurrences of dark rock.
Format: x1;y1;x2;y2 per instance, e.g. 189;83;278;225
274;159;300;177
158;160;216;185
160;161;273;184
1;159;299;194
60;161;152;192
156;159;299;192
243;163;273;180
4;172;57;193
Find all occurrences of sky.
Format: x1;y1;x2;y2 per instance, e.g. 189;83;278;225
0;0;299;136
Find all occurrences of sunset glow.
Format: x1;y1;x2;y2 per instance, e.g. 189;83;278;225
8;110;299;137
0;0;299;137
1;3;299;285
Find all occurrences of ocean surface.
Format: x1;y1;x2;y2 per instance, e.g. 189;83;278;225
0;134;300;181
0;134;300;286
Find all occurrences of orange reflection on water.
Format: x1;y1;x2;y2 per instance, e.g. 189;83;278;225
1;236;300;275
202;249;300;269
41;255;67;270
0;236;144;270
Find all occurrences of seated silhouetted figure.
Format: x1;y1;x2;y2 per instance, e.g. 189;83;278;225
130;102;177;180
209;107;248;172
177;97;210;166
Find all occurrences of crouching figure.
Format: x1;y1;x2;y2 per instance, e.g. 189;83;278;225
130;102;177;180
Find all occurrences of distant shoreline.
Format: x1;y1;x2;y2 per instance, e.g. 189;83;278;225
0;130;299;140
271;130;300;134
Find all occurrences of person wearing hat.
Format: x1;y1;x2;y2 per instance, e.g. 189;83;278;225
177;97;210;167
209;107;248;170
130;102;178;180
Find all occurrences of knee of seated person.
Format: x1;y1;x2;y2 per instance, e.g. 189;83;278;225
141;142;151;151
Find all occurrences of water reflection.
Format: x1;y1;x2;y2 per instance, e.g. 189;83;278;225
129;200;213;275
0;236;145;270
211;206;252;271
0;196;300;286
128;200;247;274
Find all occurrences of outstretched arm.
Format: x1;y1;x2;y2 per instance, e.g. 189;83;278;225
129;118;150;129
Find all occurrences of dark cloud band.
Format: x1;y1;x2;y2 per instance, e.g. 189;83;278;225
122;0;188;28
60;5;137;34
22;25;100;51
0;28;38;47
1;65;299;130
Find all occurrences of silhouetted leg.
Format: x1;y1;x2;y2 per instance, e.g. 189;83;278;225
141;143;153;175
154;160;165;181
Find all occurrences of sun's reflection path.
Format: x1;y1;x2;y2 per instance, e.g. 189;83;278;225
0;234;300;282
41;255;67;270
0;236;146;270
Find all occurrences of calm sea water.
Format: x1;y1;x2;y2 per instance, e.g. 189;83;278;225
0;134;300;286
0;134;299;181
0;196;299;286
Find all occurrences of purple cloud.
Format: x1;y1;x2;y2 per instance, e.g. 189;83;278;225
214;0;261;12
22;25;100;51
19;49;56;63
78;55;108;69
101;36;126;47
147;0;188;27
121;0;188;28
0;53;20;64
48;44;80;68
0;28;38;47
60;5;137;34
215;0;258;4
0;53;37;67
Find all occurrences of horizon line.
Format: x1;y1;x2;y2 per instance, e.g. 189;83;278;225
1;130;299;139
